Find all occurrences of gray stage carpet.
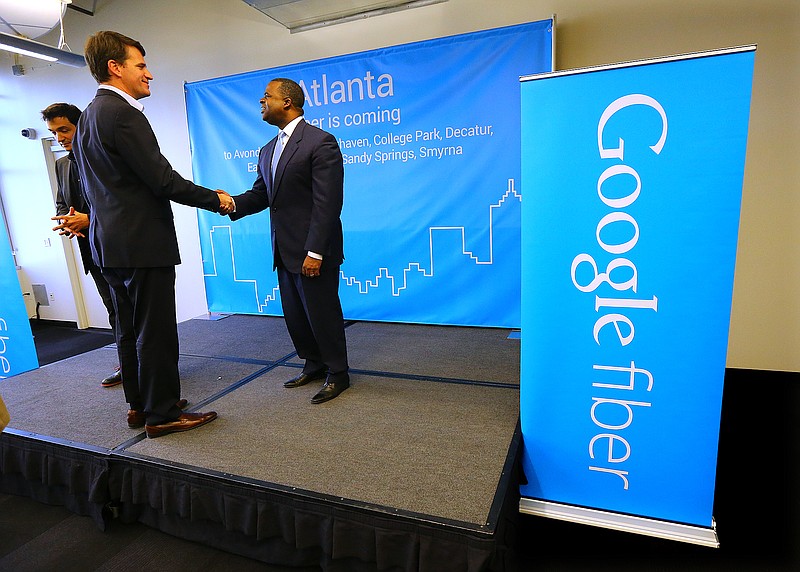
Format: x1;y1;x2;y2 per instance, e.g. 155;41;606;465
320;320;520;385
0;315;520;527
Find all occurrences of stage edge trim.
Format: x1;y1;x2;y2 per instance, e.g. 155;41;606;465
519;498;719;548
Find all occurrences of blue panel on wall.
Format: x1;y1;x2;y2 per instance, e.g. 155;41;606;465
186;21;553;327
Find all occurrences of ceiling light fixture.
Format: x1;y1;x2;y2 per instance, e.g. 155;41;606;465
0;0;85;67
0;31;84;66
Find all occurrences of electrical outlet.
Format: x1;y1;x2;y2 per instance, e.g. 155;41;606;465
49;292;55;302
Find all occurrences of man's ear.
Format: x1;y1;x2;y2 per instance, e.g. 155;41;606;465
107;59;122;79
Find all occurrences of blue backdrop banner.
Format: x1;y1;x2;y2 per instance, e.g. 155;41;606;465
519;47;755;528
0;227;38;380
185;20;553;327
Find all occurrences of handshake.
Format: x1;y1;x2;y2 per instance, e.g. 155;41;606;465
215;189;235;215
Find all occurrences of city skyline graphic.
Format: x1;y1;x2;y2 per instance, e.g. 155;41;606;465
202;178;522;327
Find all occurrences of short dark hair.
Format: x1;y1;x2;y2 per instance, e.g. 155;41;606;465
41;103;82;126
84;30;146;83
273;78;305;111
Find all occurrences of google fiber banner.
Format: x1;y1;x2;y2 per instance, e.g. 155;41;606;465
518;47;755;544
0;224;38;380
185;20;553;327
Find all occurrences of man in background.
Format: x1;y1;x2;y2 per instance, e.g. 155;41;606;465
227;78;350;404
73;30;233;438
44;103;121;388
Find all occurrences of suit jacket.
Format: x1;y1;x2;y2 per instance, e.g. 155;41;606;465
54;154;94;274
73;88;221;268
231;119;344;274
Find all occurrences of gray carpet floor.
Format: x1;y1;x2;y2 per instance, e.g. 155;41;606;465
313;320;520;384
0;347;266;449
177;314;297;362
0;315;520;527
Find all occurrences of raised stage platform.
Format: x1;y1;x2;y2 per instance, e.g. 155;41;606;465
0;315;522;571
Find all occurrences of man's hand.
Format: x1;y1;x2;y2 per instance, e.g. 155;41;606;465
216;189;235;214
51;206;89;238
302;256;322;278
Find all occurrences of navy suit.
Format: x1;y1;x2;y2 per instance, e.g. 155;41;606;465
231;119;348;374
73;88;222;424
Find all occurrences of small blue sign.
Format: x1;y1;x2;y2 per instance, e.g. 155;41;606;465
0;226;38;380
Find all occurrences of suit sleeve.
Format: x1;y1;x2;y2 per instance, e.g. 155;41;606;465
305;133;344;255
54;170;69;217
229;146;270;221
112;105;221;213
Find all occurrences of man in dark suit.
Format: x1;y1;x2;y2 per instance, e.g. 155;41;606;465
228;78;350;404
72;31;233;438
43;102;121;388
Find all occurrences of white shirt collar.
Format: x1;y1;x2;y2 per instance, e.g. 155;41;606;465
280;115;304;140
99;84;145;112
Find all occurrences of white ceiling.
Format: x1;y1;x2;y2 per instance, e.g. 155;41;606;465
241;0;447;33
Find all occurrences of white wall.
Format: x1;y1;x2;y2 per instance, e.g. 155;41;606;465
0;0;797;371
0;83;77;321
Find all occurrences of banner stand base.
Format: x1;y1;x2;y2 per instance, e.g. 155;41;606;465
519;498;719;548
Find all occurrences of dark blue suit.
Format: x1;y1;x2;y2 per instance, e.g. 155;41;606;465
231;119;348;374
73;88;223;424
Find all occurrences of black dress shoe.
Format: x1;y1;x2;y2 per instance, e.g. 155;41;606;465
101;368;123;388
284;369;327;388
310;375;350;404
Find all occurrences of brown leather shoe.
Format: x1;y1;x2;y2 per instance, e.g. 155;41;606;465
145;411;217;439
127;409;146;428
127;399;189;429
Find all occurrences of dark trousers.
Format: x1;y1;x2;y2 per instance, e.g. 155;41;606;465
101;266;181;425
88;264;117;339
277;259;348;375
